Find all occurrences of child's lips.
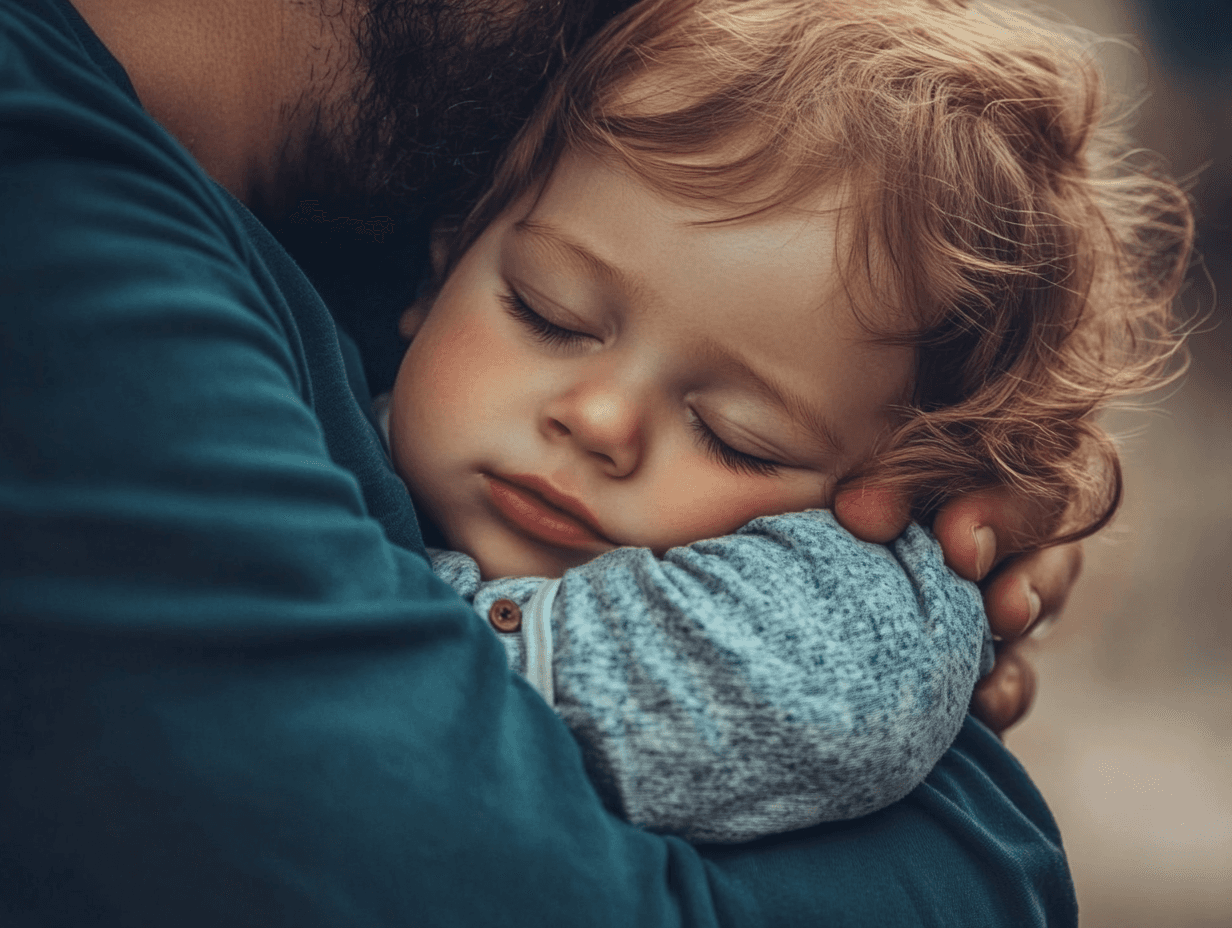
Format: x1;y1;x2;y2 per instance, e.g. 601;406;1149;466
485;474;615;552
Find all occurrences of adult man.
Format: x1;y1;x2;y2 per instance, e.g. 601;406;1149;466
1;0;1080;923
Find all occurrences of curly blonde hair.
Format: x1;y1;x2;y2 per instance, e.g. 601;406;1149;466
449;0;1193;548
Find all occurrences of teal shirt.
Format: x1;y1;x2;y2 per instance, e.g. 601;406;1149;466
0;0;1078;924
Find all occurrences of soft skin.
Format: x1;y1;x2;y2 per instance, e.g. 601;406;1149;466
389;151;913;579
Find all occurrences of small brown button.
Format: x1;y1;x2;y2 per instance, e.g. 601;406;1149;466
488;598;522;633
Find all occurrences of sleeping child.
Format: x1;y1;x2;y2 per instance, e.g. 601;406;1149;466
376;0;1190;843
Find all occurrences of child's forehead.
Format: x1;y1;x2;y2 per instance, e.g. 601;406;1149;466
538;143;858;230
522;148;836;248
507;152;899;339
514;147;907;329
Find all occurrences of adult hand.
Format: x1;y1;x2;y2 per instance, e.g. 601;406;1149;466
834;487;1084;735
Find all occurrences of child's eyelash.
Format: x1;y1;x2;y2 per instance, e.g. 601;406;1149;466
500;290;591;347
690;416;781;478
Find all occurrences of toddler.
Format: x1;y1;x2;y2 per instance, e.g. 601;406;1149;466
380;0;1189;842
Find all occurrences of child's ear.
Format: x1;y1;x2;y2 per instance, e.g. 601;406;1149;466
428;219;455;280
399;300;430;341
400;218;457;342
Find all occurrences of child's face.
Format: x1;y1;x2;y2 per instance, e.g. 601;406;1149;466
389;152;912;579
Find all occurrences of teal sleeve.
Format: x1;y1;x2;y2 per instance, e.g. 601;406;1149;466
0;1;1077;925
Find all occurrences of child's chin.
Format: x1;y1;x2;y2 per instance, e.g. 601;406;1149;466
471;545;574;582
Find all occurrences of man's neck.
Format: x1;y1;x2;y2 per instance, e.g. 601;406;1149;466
69;0;353;210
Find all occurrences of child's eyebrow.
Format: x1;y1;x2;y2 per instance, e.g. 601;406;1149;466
696;335;845;461
512;219;638;295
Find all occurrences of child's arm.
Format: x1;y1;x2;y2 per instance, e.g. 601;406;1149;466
432;510;991;844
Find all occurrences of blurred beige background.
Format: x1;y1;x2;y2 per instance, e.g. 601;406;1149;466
1003;2;1232;926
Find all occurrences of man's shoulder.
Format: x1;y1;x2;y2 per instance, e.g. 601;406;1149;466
1;0;231;220
0;0;298;339
2;0;130;99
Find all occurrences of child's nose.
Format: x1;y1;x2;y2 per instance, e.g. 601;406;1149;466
542;379;644;478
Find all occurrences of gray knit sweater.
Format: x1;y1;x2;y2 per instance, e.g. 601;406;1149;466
431;510;992;844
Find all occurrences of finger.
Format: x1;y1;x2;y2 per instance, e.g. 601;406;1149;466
932;488;1055;582
832;486;911;544
970;642;1037;736
982;541;1084;639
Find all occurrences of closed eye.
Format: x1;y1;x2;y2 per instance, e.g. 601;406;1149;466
690;415;782;478
500;290;594;348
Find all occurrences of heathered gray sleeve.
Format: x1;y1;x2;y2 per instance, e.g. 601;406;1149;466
430;509;991;844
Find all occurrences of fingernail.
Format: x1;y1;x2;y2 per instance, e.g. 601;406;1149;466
1023;583;1042;631
973;525;996;580
1029;614;1057;640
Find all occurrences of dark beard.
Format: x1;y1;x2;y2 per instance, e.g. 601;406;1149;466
268;0;630;395
292;0;628;225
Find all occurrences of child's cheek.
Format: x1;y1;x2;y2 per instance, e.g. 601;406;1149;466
641;468;815;551
411;309;507;414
